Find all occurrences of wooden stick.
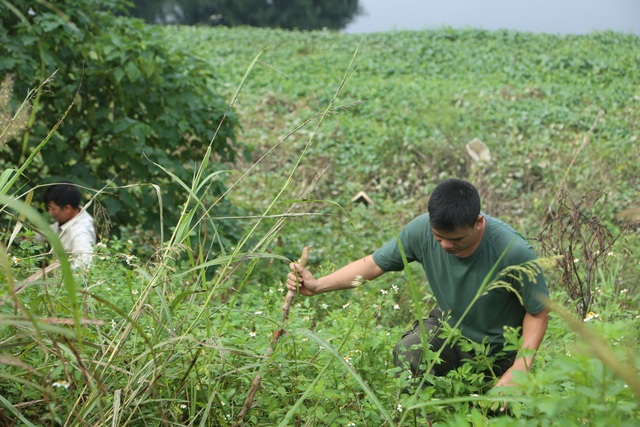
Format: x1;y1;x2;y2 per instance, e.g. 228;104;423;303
272;245;311;344
235;246;311;424
36;317;106;326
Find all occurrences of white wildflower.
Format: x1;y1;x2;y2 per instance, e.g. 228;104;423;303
396;404;403;412
52;380;70;389
249;331;257;337
380;289;388;295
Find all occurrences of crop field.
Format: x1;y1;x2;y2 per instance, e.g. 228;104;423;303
1;24;639;426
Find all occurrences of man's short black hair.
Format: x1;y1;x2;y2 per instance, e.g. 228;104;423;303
43;183;82;209
428;179;481;232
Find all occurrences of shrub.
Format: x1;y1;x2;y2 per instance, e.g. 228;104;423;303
0;0;240;241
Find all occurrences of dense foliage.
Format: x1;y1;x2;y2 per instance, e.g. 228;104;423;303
0;0;239;239
1;21;639;427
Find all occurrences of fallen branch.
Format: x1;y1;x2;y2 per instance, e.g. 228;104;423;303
13;260;60;293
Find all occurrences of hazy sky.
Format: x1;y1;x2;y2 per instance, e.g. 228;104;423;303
343;0;640;35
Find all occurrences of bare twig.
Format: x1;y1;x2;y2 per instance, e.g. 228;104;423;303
236;246;311;424
536;189;627;318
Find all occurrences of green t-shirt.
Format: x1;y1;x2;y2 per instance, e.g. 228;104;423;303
373;213;549;354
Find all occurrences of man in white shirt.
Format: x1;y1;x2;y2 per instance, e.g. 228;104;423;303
43;183;96;269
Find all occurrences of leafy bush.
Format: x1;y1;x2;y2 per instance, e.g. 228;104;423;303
0;0;240;240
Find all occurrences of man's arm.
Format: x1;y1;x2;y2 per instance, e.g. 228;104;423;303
287;254;385;296
495;306;550;387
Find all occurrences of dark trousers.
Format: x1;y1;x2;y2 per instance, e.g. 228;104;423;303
393;310;515;384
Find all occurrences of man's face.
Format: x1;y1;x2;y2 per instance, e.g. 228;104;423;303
47;201;74;225
431;215;485;257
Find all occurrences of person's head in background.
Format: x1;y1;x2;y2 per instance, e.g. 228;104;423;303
43;183;82;225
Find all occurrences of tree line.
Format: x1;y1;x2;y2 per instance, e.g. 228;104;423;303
125;0;361;30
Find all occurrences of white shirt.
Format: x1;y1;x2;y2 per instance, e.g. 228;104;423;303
51;209;96;269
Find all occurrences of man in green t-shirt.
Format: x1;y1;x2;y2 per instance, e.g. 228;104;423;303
287;179;549;410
